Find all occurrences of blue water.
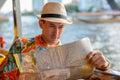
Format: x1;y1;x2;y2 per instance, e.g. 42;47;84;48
0;15;120;71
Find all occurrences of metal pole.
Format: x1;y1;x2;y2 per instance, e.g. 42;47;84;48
12;0;22;38
9;0;23;73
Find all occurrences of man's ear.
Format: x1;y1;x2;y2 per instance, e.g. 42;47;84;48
39;20;43;29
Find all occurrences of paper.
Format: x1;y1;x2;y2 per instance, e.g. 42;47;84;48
35;37;94;79
20;52;40;80
21;52;39;73
40;68;70;80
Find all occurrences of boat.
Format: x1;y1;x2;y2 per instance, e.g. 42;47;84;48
0;0;9;22
74;11;120;23
79;18;120;23
0;16;9;22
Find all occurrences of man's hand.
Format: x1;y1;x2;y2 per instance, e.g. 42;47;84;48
85;50;110;71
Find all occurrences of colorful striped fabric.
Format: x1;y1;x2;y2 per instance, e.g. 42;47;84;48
2;35;48;80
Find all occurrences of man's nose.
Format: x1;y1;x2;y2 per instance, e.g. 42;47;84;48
54;27;59;34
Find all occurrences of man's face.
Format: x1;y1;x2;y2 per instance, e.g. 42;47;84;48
40;20;65;44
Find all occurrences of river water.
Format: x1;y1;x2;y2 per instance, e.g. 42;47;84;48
0;16;120;71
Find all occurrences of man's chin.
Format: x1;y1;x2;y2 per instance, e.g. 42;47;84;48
51;39;58;43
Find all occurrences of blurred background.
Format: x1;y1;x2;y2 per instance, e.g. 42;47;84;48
0;0;120;71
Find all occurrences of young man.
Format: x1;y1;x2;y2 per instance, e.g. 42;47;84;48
2;2;111;80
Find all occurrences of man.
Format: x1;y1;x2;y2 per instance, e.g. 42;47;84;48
36;1;110;71
2;2;111;80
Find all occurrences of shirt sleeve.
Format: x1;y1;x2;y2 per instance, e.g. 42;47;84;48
3;38;24;72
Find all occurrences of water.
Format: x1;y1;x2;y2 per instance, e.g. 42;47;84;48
0;15;120;71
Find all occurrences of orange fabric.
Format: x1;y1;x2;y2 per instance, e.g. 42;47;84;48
21;38;29;46
0;70;20;80
21;35;47;54
0;37;5;48
34;35;47;47
0;35;54;80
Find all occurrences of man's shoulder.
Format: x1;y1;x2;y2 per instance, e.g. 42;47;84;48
20;37;35;43
9;35;39;52
20;35;41;44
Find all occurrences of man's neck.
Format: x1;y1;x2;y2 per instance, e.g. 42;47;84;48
47;43;58;47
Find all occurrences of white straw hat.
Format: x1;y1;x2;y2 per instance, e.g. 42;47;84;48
37;2;72;24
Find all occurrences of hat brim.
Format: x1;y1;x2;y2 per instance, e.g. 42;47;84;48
36;15;72;24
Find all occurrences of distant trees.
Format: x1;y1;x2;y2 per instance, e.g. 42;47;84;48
65;0;120;13
65;4;80;13
106;0;120;10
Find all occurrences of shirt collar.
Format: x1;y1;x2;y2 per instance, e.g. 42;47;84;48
35;35;61;48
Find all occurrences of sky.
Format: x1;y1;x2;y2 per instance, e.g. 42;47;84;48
0;0;72;14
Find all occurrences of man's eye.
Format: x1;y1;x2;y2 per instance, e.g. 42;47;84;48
59;26;64;29
49;25;55;28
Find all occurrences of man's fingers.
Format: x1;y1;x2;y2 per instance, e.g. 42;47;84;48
86;50;103;60
85;51;93;60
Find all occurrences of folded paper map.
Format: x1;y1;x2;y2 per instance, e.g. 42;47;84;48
35;37;94;79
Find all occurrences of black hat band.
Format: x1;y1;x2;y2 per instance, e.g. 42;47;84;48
41;14;67;20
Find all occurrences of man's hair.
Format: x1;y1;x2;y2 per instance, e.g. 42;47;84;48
40;20;45;24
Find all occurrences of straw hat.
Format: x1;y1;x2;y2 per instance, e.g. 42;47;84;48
37;2;72;24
